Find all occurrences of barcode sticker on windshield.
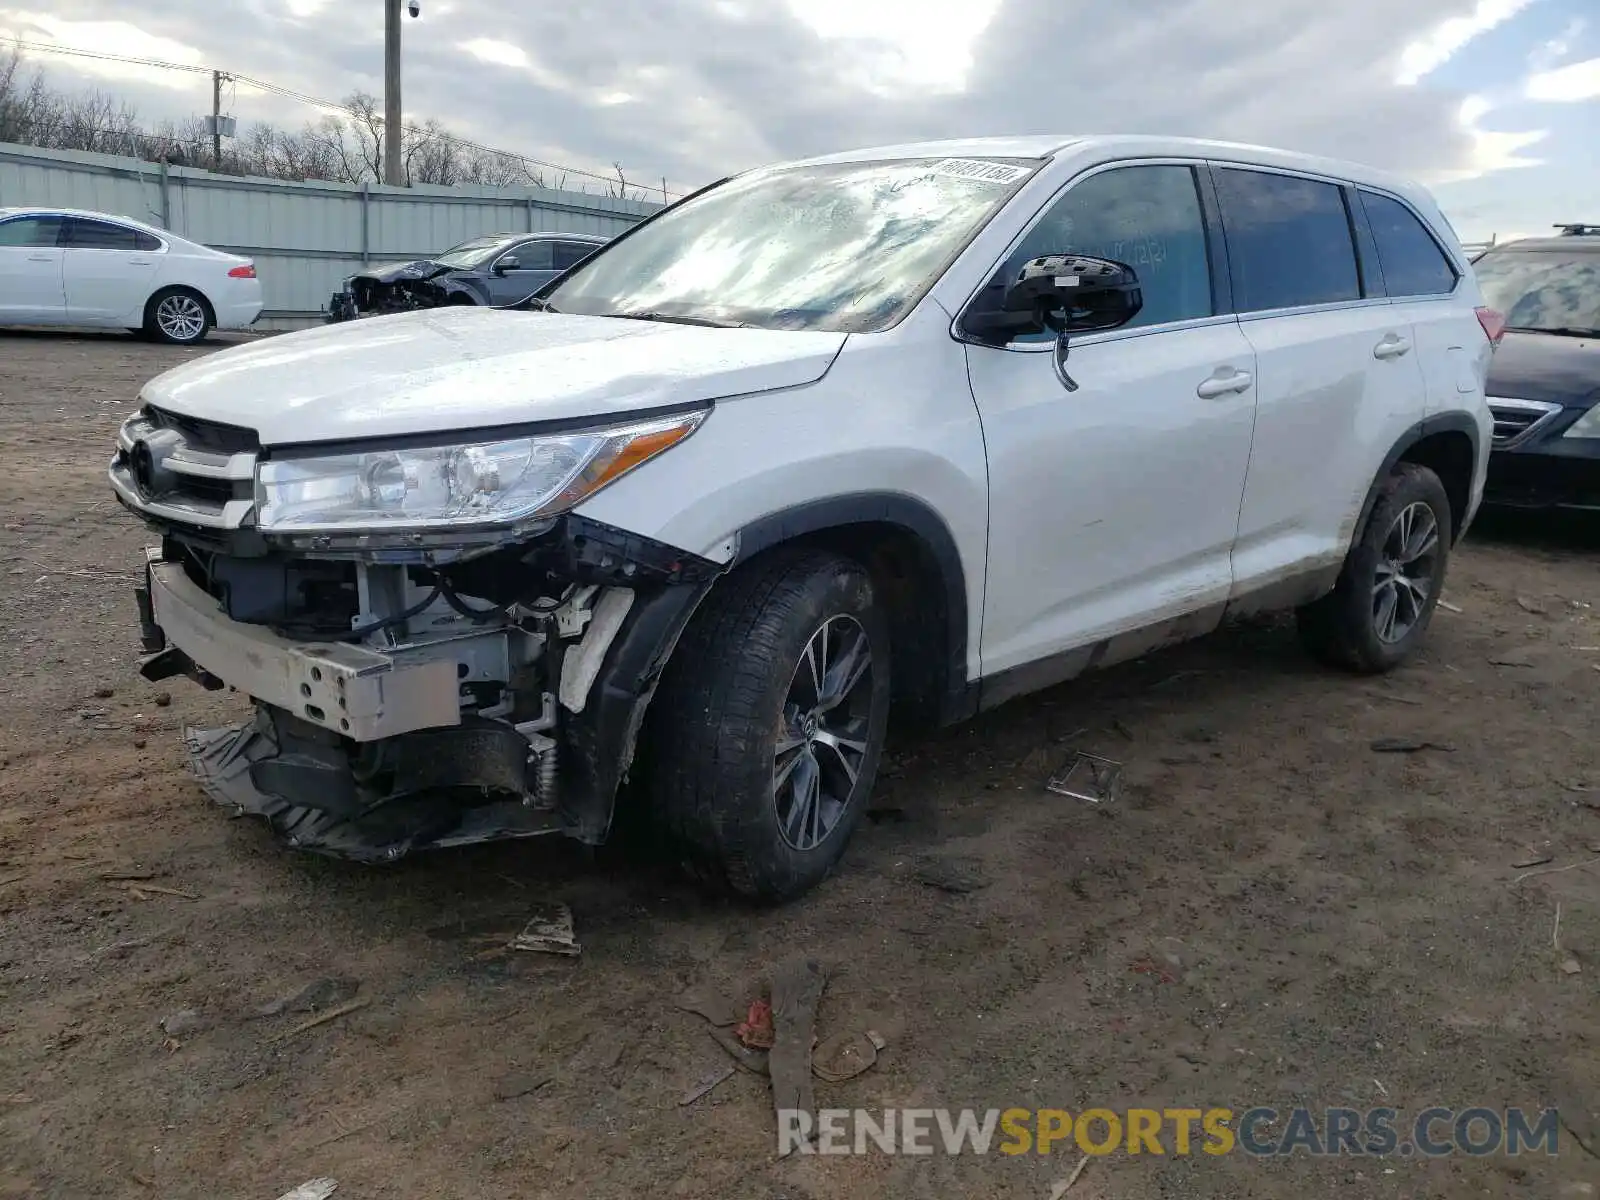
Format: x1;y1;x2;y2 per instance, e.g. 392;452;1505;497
930;158;1029;185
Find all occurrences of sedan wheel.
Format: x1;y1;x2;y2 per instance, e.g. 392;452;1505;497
146;290;212;345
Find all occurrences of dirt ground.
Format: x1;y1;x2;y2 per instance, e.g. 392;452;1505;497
1;329;1598;1200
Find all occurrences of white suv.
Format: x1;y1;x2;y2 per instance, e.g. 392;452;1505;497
111;135;1499;902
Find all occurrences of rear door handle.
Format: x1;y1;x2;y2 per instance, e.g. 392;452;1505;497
28;253;54;262
127;258;153;266
1373;334;1412;359
1196;369;1254;399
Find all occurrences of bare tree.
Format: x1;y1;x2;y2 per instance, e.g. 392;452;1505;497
403;117;462;186
0;43;672;197
460;146;532;187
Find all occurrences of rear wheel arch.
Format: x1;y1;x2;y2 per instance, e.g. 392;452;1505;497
1355;413;1480;549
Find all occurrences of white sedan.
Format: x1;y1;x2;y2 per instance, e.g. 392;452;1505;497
0;207;263;344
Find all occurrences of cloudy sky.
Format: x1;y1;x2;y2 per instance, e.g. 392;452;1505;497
2;0;1596;240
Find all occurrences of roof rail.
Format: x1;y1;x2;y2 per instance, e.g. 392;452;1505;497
1554;223;1600;236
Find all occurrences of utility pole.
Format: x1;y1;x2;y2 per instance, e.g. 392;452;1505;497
212;69;223;171
383;0;404;186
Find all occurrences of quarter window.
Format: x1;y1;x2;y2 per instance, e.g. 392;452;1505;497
1213;168;1361;312
0;216;63;247
1360;191;1458;297
1000;164;1214;340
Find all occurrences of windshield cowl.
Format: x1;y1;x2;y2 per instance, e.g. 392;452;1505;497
1505;325;1600;338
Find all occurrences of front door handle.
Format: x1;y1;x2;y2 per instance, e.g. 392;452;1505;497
28;253;54;262
1196;369;1254;399
1373;334;1413;360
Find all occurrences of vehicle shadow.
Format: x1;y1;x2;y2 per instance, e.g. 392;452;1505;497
0;327;260;345
1466;505;1600;556
247;606;1333;927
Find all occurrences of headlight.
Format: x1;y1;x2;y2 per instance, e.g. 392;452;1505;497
1562;404;1600;439
255;409;705;534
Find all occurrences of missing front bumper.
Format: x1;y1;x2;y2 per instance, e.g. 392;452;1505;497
145;557;461;741
187;708;559;862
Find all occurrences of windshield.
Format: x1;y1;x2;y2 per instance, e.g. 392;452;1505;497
1473;249;1600;334
544;156;1042;333
434;235;520;270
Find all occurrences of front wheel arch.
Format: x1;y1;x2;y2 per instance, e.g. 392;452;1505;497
730;493;975;727
639;545;894;901
554;497;975;851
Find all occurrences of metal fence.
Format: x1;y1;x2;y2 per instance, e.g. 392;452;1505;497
0;142;661;328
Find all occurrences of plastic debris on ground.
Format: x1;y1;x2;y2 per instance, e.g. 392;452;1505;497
1045;750;1123;804
510;903;581;956
275;1180;337;1200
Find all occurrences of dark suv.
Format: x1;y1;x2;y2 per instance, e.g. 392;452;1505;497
326;231;608;321
1473;224;1600;512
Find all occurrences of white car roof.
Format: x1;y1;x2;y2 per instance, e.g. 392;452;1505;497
0;206;242;257
788;134;1441;215
0;205;178;239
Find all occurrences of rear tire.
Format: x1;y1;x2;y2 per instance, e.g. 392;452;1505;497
144;287;212;345
1296;462;1453;673
644;548;892;903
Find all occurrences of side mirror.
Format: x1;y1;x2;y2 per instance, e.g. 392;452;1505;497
494;255;520;275
964;254;1142;343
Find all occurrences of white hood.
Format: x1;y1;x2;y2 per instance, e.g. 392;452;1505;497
142;306;848;446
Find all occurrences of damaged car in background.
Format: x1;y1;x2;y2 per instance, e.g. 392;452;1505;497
325;230;607;320
112;135;1492;905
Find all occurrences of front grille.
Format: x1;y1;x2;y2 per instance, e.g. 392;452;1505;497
144;405;260;454
1487;398;1564;448
110;407;260;531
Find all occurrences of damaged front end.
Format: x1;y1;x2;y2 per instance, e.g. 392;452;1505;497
325;260;461;323
113;404;724;863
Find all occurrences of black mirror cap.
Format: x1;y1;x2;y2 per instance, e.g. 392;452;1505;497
1008;254;1142;333
496;257;520;274
964;253;1143;341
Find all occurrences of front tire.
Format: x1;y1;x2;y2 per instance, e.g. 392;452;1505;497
1296;462;1453;673
645;548;892;903
144;288;212;345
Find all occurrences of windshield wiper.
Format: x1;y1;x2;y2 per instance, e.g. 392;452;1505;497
1505;325;1600;338
609;310;743;329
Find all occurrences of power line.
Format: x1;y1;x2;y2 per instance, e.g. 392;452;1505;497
9;40;210;76
7;38;684;197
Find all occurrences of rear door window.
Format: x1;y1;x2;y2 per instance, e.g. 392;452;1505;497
1359;191;1459;297
1213;168;1361;312
553;240;598;270
62;218;146;250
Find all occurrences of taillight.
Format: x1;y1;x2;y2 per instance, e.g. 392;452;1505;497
1475;306;1505;346
228;263;256;279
